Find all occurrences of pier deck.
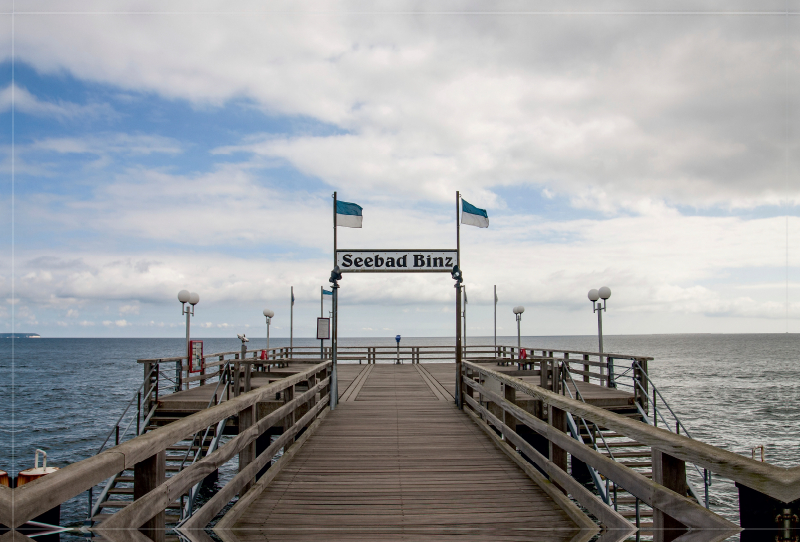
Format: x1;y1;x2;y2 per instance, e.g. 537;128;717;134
222;364;585;541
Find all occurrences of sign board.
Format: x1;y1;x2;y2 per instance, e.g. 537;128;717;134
188;340;203;373
336;250;457;273
317;317;330;340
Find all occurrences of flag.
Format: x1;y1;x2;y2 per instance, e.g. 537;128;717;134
461;199;489;228
291;287;295;306
322;289;333;296
494;289;498;303
464;290;468;304
336;200;363;228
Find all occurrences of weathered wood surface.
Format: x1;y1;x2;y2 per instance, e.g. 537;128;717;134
463;361;800;504
223;364;586;541
5;362;330;529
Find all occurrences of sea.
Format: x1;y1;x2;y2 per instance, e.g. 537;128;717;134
1;333;798;528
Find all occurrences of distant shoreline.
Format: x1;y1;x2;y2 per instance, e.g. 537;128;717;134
0;333;41;338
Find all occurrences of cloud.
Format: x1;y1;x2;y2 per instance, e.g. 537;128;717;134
119;303;140;315
0;83;117;121
29;133;182;156
103;319;130;327
10;4;799;208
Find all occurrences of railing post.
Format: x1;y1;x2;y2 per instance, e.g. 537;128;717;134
582;354;590;383
142;361;153;415
634;358;649;412
238;400;255;496
652;449;688;542
607;356;616;388
307;373;317;416
176;359;182;392
549;363;568;486
134;451;165;542
284;384;296;450
503;383;517;439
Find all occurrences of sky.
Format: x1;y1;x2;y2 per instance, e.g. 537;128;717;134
1;0;798;339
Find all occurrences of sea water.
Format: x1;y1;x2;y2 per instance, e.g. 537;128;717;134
1;334;798;527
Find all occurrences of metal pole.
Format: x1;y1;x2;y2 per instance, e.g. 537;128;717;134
597;302;606;385
517;314;521;359
463;286;467;357
455;190;462;408
597;303;604;357
185;309;190;355
396;341;400;364
331;285;338;410
320;286;324;360
290;286;294;358
267;320;270;355
494;285;497;350
455;282;462;408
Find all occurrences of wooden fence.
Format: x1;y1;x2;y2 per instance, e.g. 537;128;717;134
0;361;331;537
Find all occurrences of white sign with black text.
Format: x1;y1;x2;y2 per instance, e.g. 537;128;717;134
316;317;330;340
336;250;457;273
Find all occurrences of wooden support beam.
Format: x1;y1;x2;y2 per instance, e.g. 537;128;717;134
652;450;688;542
238;404;255;496
503;383;517;438
133;451;165;542
283;385;295;450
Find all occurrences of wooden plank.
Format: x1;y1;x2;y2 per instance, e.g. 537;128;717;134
464;360;800;503
222;364;586;541
466;375;740;535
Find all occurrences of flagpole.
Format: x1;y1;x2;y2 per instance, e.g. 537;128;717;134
332;192;338;409
290;286;293;358
463;286;467;354
455;190;462;408
494;285;497;351
320;286;324;360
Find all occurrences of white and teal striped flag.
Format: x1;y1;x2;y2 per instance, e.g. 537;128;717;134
461;199;489;228
336;200;363;228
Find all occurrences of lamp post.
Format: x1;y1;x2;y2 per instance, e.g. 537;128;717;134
263;309;274;358
513;306;525;359
178;290;199;351
588;286;612;386
178;290;199;392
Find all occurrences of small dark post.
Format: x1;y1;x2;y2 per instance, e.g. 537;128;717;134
238;401;255;495
736;483;799;542
503;383;517;438
652;449;688;542
134;451;165;542
241;342;251;394
284;384;296;450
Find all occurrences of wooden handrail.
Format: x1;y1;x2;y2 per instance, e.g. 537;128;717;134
464;378;737;533
3;361;331;529
463;361;800;503
97;376;330;532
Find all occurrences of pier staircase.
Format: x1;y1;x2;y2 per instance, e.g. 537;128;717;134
87;364;234;526
561;362;705;540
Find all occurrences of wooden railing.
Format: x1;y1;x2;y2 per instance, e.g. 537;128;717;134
0;361;331;536
461;361;800;542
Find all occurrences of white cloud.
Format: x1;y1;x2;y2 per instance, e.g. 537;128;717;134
119;303;140;315
102;319;130;327
10;4;799;207
29;133;182;156
0;83;117;120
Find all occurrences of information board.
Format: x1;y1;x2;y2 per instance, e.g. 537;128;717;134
317;317;330;340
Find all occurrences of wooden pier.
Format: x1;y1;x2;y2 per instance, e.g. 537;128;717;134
216;364;591;541
2;344;798;542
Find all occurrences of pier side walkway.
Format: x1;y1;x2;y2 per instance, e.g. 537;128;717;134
222;364;586;541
